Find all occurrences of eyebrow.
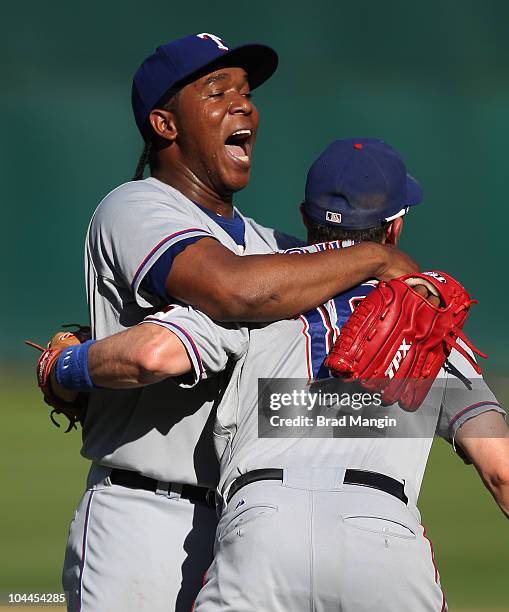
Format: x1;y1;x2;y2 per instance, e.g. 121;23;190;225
204;73;228;86
203;72;249;86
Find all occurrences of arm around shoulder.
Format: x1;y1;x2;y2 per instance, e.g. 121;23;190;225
167;238;417;322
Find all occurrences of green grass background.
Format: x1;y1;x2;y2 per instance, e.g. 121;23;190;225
1;374;507;611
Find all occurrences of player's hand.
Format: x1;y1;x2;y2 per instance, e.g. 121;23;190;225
412;283;441;307
50;368;79;403
26;324;90;431
324;270;486;411
376;246;440;305
376;244;419;281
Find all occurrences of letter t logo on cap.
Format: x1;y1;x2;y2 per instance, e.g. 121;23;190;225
197;33;229;50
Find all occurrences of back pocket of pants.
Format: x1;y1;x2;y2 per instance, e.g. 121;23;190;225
219;504;278;541
341;514;416;540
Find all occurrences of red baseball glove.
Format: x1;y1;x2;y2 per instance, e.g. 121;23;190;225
324;271;487;411
26;324;91;431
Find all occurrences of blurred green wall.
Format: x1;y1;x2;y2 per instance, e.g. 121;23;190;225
1;0;508;372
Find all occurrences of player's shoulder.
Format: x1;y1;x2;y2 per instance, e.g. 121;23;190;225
97;177;188;211
240;212;304;250
239;213;273;240
89;178;195;231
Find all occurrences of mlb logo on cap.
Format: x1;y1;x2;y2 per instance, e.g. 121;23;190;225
325;211;342;224
303;138;423;230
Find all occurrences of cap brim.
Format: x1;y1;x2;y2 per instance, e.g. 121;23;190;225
219;44;278;90
162;43;278;100
406;174;423;207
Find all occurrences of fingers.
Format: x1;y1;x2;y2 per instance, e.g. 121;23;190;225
412;284;441;307
412;285;428;298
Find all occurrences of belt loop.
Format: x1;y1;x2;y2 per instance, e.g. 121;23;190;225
206;488;218;511
87;463;113;489
335;467;347;489
168;482;183;501
156;481;171;497
283;467;339;490
402;478;413;504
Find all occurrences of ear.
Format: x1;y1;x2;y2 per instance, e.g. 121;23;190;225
148;109;178;142
385;217;404;245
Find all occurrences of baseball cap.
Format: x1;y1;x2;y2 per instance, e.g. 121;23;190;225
132;33;278;136
303;138;423;229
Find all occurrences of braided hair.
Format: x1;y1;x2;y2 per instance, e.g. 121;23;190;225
132;141;152;181
131;92;179;181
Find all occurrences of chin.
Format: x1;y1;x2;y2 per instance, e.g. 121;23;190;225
222;170;251;194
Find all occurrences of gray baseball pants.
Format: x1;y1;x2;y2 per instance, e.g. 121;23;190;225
62;464;217;612
194;468;446;611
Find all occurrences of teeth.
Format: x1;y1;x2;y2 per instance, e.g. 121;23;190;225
231;129;251;137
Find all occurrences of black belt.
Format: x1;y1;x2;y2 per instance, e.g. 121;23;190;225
110;469;215;508
226;468;408;505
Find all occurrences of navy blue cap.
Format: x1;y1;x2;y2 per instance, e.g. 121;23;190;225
132;33;278;136
303;138;423;229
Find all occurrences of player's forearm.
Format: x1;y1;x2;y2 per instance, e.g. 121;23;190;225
486;475;509;519
473;458;509;519
50;324;192;398
218;243;384;321
475;447;509;519
87;330;160;387
88;325;191;387
457;416;509;519
169;240;418;322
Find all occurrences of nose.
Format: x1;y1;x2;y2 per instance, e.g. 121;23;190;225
228;91;253;115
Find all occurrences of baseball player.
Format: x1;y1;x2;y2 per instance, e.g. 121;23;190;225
188;141;508;611
54;35;420;612
57;139;508;610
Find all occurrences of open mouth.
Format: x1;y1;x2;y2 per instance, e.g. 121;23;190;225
224;129;252;166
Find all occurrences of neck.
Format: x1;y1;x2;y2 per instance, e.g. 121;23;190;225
151;160;235;219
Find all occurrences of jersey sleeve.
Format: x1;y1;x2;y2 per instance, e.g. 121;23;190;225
140;236;202;302
436;345;505;462
141;305;249;388
88;182;215;307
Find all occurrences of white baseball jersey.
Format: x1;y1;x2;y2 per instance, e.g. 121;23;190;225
148;242;504;504
82;176;301;485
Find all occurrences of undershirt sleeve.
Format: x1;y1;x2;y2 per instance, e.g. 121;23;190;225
140;235;208;301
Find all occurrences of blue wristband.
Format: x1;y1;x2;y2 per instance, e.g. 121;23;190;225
55;339;98;391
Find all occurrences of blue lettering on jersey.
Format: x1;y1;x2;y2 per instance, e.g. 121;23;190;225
300;283;375;381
